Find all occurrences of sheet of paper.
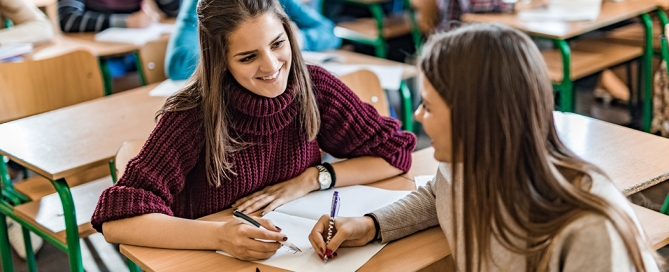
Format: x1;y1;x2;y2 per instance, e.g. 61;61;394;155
274;185;410;221
217;212;387;272
148;79;187;97
0;43;32;61
318;63;403;90
414;175;435;189
518;0;601;22
94;23;174;45
301;51;344;64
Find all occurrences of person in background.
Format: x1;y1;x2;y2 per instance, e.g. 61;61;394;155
58;0;180;33
0;0;54;45
165;0;341;80
309;23;661;271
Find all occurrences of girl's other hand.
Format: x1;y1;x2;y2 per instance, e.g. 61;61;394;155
218;216;285;261
232;167;320;215
126;3;160;28
308;215;376;260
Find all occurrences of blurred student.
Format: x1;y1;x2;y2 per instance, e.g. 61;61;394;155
165;0;341;80
58;0;180;33
0;0;54;45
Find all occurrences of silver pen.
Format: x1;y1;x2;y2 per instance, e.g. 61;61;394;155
233;210;302;252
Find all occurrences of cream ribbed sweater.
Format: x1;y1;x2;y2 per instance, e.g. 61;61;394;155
372;163;659;271
0;0;53;45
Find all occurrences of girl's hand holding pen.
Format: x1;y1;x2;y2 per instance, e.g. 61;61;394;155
219;215;285;261
308;216;376;260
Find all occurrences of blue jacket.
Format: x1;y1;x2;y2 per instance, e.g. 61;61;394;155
165;0;341;80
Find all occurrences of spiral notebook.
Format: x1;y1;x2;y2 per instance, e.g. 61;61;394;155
216;185;411;272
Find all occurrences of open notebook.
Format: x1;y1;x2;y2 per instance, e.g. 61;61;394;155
217;185;411;271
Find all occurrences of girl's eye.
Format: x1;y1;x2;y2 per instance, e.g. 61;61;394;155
421;103;429;112
272;40;285;49
240;54;256;63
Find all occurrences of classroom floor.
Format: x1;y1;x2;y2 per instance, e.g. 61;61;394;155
0;70;661;271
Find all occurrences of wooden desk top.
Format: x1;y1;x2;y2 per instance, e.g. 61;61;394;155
330;50;419;80
461;0;657;40
121;175;450;272
27;34;140;60
0;84;165;180
405;112;669;196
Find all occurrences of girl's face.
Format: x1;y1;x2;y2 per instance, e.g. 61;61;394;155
415;77;452;163
226;13;292;98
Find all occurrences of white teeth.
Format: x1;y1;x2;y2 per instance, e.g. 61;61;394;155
260;70;279;80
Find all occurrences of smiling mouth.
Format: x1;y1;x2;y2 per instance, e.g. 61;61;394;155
257;65;282;81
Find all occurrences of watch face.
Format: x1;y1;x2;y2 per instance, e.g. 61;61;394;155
319;173;331;186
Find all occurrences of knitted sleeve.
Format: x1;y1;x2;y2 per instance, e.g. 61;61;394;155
91;108;204;233
165;0;199;80
58;0;127;32
309;65;416;172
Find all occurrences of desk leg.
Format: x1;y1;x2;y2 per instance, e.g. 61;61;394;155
400;80;414;132
641;13;653;132
553;40;573;112
403;0;422;52
50;178;84;272
99;59;113;96
22;226;37;272
134;52;147;86
0;213;14;272
370;4;387;59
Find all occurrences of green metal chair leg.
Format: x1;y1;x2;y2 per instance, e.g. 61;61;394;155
553;39;573;112
22;227;37;272
99;59;113;96
369;4;387;59
50;178;84;272
0;213;14;272
400;80;414;132
403;0;422;52
127;258;142;272
640;13;653;132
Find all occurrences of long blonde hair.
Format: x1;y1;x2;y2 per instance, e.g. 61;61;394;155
419;23;653;271
156;0;320;187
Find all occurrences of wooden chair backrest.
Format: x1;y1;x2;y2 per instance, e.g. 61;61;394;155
0;49;104;123
114;140;146;181
138;36;169;84
339;69;390;117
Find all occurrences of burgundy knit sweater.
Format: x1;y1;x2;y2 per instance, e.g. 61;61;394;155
91;65;416;232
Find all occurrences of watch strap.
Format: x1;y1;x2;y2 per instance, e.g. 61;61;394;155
321;162;336;189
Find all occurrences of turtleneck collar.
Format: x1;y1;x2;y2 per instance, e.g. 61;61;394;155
227;80;300;135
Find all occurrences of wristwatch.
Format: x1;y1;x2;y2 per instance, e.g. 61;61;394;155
315;163;336;190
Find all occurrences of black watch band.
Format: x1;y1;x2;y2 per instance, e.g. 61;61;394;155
321;162;336;189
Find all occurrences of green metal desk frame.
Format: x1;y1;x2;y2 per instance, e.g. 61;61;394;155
326;0;422;59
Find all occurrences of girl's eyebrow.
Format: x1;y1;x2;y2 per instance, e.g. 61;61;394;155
233;33;284;57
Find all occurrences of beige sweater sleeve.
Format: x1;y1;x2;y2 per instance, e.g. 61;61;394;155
0;0;54;45
371;176;440;243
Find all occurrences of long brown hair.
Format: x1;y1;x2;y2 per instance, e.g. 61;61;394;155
156;0;320;187
420;23;653;271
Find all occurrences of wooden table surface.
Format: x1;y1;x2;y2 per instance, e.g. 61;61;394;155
461;0;657;40
330;50;418;80
406;112;669;196
0;83;165;180
121;175;451;272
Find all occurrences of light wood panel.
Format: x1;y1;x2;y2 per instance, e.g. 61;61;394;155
336;14;414;42
603;22;663;49
0;50;104;123
633;205;669;250
0;84;165;180
339;69;391;116
330;49;419;79
461;0;657;40
13;163;110;201
138;36;170;84
13;176;113;244
121;175;452;272
28;35;139;60
543;39;643;82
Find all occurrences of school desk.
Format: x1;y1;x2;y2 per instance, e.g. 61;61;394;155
0;84;164;272
462;0;664;132
405;112;669;196
119;154;669;272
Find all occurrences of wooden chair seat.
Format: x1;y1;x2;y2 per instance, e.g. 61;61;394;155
339;69;391;117
13;163;111;201
13;176;113;244
138;35;169;85
543;39;643;83
335;14;414;43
